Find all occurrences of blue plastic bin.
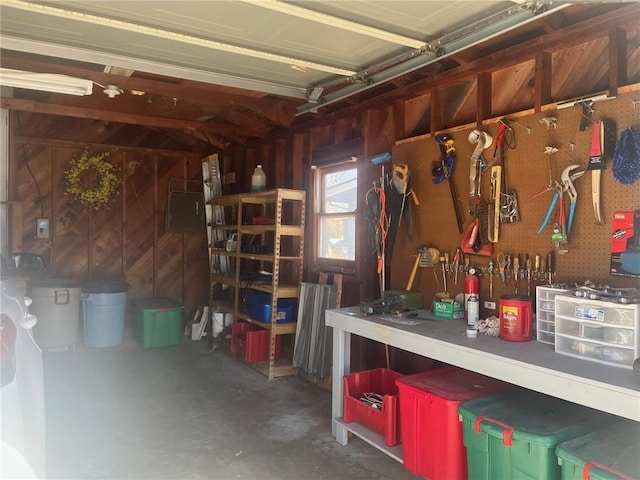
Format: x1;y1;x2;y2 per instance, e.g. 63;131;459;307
246;294;295;323
81;279;128;347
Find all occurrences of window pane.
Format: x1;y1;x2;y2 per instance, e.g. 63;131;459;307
319;215;355;260
323;168;357;213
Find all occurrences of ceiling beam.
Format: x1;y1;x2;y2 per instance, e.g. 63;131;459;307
0;36;307;100
1;97;231;148
297;2;571;115
0;52;300;126
12;135;202;158
325;4;638;120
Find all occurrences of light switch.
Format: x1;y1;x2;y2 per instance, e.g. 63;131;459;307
36;218;49;239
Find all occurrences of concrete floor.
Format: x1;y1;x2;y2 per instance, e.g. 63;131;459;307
43;331;419;480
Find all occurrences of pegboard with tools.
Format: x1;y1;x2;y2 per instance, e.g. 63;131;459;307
389;91;640;315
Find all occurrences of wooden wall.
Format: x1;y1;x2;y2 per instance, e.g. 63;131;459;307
9;133;208;319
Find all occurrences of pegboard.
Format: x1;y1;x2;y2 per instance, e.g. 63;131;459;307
390;91;640;310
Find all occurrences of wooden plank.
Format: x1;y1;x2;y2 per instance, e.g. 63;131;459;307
1;97;230;147
609;27;628;96
534;52;552;112
476;72;492;125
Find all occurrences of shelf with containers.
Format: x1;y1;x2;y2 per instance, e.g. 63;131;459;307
209;188;305;379
554;294;640;369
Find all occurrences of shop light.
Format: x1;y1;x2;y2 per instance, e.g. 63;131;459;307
0;68;93;96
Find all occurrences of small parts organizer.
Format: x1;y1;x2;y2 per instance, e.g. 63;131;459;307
554;294;640;369
536;286;569;345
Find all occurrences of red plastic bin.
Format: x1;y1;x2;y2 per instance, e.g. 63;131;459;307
343;368;403;446
396;366;513;480
231;322;281;363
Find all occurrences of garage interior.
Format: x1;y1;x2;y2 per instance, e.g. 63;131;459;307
1;1;640;479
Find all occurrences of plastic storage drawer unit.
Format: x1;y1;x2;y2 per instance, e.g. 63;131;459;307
396;367;513;480
343;368;403;447
556;420;638;480
133;297;183;348
458;389;616;480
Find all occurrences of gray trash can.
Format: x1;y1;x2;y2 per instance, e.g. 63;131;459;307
29;278;82;349
81;280;129;347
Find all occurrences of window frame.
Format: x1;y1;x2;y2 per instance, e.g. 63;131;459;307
310;157;359;276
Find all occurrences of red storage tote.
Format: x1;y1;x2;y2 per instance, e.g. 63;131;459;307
396;366;513;480
231;322;281;363
343;368;403;447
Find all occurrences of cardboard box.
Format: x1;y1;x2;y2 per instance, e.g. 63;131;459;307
610;210;640;278
433;299;464;320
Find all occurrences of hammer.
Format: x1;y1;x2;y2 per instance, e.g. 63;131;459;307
406;247;428;291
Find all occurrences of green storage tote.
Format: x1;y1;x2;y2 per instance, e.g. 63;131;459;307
133;297;183;348
556;420;638;480
458;389;616;480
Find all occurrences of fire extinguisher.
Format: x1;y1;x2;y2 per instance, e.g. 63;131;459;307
464;267;480;324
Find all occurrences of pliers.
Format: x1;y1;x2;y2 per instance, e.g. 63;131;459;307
537;165;584;235
561;164;585;236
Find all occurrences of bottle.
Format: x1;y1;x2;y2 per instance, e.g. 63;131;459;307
467;294;479;328
251;165;266;192
464;267;480;323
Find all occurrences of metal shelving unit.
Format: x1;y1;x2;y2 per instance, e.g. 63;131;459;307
209;188;305;379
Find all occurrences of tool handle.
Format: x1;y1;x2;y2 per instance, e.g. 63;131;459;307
406;255;421;291
567;202;576;235
537;192;559;234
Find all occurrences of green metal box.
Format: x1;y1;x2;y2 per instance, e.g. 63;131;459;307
133;297;183;348
383;290;423;310
458;389;616;480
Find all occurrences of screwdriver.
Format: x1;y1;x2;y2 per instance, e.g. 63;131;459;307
488;259;495;299
526;255;532;296
513;255;520;293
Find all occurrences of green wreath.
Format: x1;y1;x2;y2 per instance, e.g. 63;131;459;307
64;151;121;210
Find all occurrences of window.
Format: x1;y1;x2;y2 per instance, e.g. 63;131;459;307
315;162;358;264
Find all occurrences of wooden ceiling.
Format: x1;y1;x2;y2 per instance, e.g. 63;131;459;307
0;1;638;155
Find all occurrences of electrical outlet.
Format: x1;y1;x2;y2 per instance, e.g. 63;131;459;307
484;300;496;310
36;218;49;239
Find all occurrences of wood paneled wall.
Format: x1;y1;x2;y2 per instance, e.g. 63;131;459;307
8;133;207;319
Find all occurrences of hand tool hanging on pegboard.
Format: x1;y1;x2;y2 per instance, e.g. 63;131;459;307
587;119;616;225
496;118;520;225
462;130;493;256
384;163;418;262
433;134;464;233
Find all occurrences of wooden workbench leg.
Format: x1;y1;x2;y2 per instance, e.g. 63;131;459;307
331;324;350;445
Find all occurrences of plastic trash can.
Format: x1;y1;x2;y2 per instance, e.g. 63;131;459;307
81;279;129;347
29;277;82;349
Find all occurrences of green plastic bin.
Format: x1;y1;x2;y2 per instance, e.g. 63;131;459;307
556;420;638;480
458;389;616;480
133;297;183;348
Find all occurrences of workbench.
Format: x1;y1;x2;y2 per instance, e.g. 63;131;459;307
326;307;640;462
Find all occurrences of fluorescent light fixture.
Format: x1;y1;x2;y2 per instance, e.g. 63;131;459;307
0;68;93;96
